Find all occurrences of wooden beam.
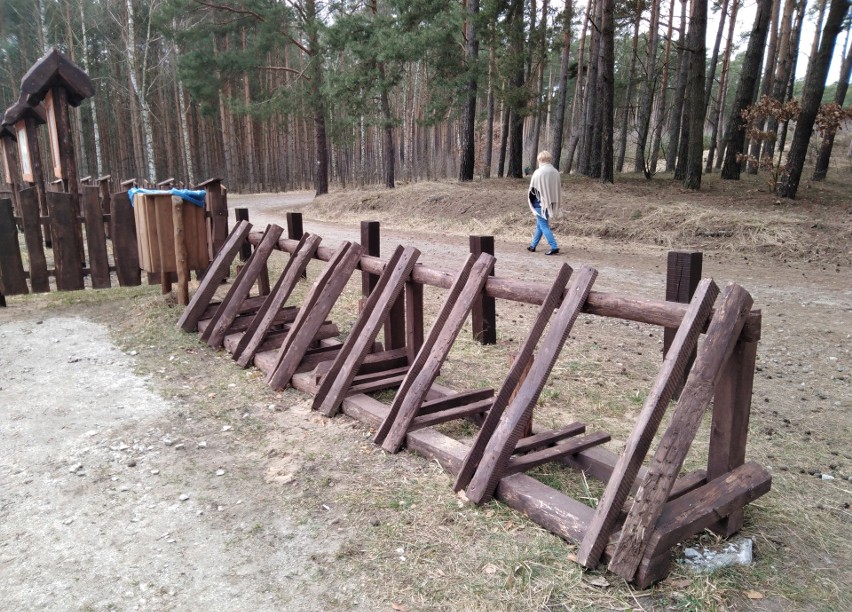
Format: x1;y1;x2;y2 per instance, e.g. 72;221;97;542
504;432;611;476
607;283;754;580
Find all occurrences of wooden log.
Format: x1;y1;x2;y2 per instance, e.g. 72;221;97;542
607;283;754;580
214;306;298;340
81;185;110;289
234;233;321;366
453;264;574;492
267;243;364;390
514;423;586;454
176;220;252;332
172;197;190;304
203;179;228;259
469;235;496;344
577;279;720;569
379;252;497;453
246;231;760;342
347;373;408;396
18;188;49;293
111;190;141;287
663;251;702;358
706;316;760;536
203;224;284;347
314;246;420;416
286;211;305;280
504;432;611;476
373;253;479;446
46;191;84;291
201;294;267;322
0;198;28;295
465;266;598;504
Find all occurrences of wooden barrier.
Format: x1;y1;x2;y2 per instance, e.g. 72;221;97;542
173;210;767;588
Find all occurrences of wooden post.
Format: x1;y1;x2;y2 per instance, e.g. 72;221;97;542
80;185;110;289
360;220;380;296
197;178;228;258
470;235;497;344
97;175;111;238
0;131;23;222
706;312;760;536
235;208;252;262
22;116;52;248
287;211;305;280
18;187;49;292
0;197;28;295
663;251;702;355
405;280;424;363
172;197;190;305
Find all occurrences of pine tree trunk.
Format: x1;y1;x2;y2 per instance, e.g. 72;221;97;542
706;0;740;171
720;0;773;180
506;0;525;178
777;0;848;198
459;0;480;182
306;0;329;195
599;0;615;183
665;0;690;172
551;2;573;171
761;0;804;160
747;0;782;174
497;102;510;177
565;0;592;174
812;36;852;180
483;39;496;178
684;0;708;189
581;0;601;176
79;0;102;177
617;0;643;173
529;0;549;169
649;0;678;174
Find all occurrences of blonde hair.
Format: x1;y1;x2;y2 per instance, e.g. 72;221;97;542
537;150;552;164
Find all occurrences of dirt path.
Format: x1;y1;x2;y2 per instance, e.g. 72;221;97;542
1;190;850;610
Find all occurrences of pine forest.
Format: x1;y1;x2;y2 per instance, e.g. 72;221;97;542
1;0;850;200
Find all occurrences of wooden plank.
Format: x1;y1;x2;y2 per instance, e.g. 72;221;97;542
234;233;321;365
266;243;363;390
200;294;267;321
372;253;479;445
172;197;189;304
577;279;720;569
81;185;110;288
347;373;407;396
504;433;611;476
217;307;298;343
379;252;497;453
409;398;494;431
204;180;228;258
454;264;572;493
419;388;495;416
663;251;703;362
607;283;754;580
314;246;420;416
514;423;586;455
242;323;339;367
46;191;84;291
202;224;285;347
153;195;173;295
469;235;496;344
185;202;209;271
18;187;49;292
706;319;760;537
464;265;598;504
0;198;28;295
111;190;141;287
638;462;771;568
355;347;409;374
360;220;380;296
176;220;252;332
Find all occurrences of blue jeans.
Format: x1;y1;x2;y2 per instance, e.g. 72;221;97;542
530;204;557;250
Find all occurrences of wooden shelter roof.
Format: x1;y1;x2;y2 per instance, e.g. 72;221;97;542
2;98;47;126
20;48;95;107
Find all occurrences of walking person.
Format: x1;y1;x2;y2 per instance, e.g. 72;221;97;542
526;150;560;255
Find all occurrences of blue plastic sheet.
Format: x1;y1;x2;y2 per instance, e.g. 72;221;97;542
128;187;206;208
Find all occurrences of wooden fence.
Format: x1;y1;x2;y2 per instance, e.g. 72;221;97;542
0;178;229;299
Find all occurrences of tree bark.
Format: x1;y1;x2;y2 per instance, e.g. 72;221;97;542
649;0;678;174
459;0;480;182
551;2;572;171
599;0;615;183
761;0;799;163
777;0;849;198
306;0;329;195
617;0;644;173
812;33;852;180
665;0;690;173
507;0;526;178
706;0;740;171
720;0;773;180
747;0;782;173
684;0;708;189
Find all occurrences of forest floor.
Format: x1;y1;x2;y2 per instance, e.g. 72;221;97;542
2;170;850;611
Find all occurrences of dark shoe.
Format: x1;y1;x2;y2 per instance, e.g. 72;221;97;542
527;246;536;252
545;248;559;256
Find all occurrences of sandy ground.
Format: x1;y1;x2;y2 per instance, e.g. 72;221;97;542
1;190;850;610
